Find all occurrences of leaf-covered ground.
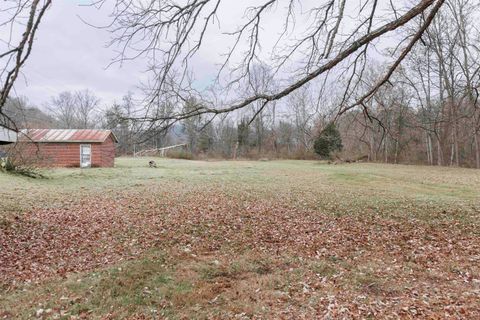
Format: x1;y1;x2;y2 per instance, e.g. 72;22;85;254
1;158;480;319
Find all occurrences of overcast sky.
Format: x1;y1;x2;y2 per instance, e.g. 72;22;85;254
12;1;147;109
12;0;279;110
7;0;396;113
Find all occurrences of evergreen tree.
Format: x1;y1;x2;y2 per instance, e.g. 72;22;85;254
314;123;343;158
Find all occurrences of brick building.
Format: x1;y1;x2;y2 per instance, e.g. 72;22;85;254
20;129;118;168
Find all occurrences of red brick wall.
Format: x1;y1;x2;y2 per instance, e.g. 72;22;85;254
20;135;116;168
98;136;115;167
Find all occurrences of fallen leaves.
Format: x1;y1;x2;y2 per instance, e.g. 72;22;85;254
1;164;480;318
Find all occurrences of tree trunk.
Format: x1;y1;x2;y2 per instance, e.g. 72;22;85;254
394;140;399;164
426;133;433;165
436;135;443;166
384;135;388;163
454;120;460;166
474;130;480;169
450;140;454;166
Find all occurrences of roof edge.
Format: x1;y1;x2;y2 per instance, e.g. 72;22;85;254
109;131;119;143
19;129;119;143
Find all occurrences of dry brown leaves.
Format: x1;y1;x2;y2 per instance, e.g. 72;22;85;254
1;184;479;318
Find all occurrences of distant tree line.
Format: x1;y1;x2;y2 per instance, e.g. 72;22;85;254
336;0;480;168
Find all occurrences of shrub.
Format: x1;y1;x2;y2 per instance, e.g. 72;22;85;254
314;123;343;159
0;145;44;178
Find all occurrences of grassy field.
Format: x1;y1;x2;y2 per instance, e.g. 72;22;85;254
1;158;480;319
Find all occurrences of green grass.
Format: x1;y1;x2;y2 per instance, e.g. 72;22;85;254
3;157;480;198
0;252;185;319
2;158;479;217
1;158;480;318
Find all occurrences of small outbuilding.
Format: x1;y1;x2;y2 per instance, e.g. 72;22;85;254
20;129;118;168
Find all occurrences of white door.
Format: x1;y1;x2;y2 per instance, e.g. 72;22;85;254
80;144;91;168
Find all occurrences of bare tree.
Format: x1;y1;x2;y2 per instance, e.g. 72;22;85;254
102;0;445;128
0;0;448;134
0;0;52;128
288;85;318;151
47;91;77;128
46;90;102;129
75;89;100;129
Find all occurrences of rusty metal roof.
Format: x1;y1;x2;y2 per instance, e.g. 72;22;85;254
20;129;118;143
